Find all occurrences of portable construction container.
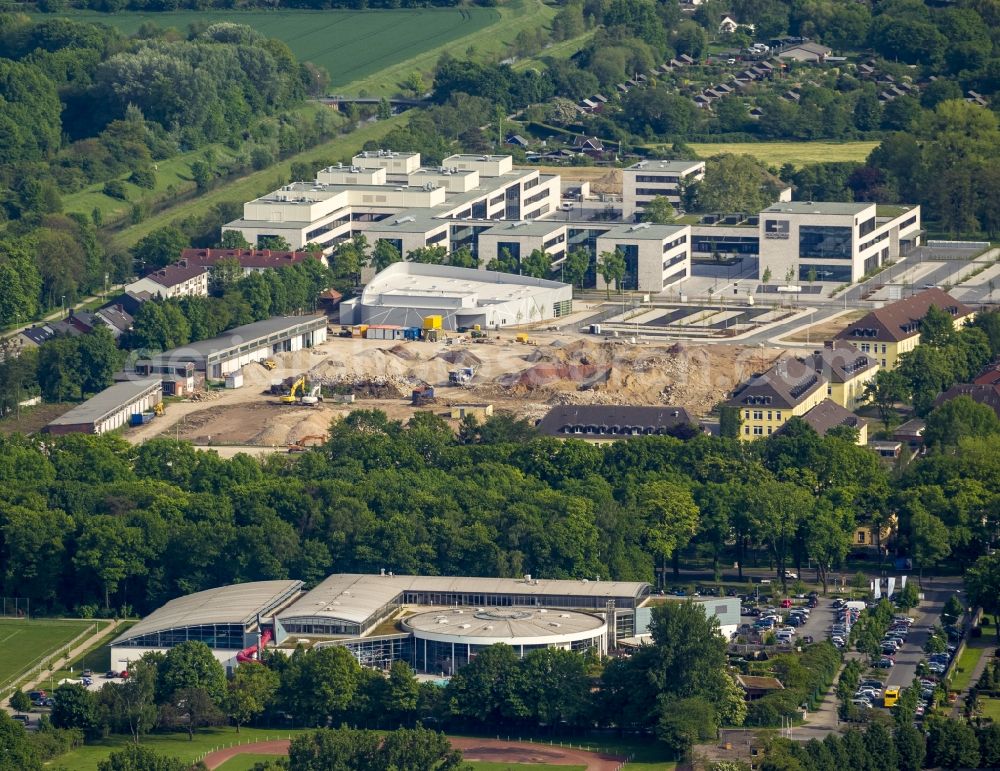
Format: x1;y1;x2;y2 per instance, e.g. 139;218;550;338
225;372;244;389
423;315;443;330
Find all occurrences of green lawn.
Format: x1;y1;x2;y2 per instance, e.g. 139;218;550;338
982;696;1000;722
107;112;410;252
42;8;498;89
0;619;99;690
951;644;989;692
685;141;879;168
48;727;309;771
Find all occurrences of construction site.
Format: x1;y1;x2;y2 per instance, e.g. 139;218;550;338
126;318;784;450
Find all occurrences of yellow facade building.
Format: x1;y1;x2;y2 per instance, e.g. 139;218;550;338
835;288;976;370
727;357;828;439
809;341;878;411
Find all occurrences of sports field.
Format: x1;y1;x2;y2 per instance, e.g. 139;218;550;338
46;8;498;88
0;618;93;686
687;141;879;167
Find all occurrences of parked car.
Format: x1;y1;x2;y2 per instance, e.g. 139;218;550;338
104;670;117;679
780;599;793;608
876;657;895;668
784;570;798;579
12;715;29;725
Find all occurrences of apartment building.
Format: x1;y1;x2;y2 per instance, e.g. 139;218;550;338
622;159;706;220
726;356;828;439
835;288;976;369
125;260;209;300
808;341;878;411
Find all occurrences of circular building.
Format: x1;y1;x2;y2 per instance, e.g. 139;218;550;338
403;607;607;675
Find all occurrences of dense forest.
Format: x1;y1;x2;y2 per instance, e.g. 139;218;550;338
0;14;335;325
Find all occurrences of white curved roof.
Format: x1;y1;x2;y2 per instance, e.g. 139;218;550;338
113;580;303;644
404;607;605;645
278;573;650;626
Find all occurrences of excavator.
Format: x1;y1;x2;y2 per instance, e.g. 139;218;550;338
279;376;306;404
301;385;323;405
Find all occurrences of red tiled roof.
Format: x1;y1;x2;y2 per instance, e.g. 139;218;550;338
145;260;209;288
181;248;318;270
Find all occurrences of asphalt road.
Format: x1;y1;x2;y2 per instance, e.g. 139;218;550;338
882;580;953;691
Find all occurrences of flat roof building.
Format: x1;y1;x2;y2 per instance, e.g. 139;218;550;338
341;263;573;330
623;160;706;220
135;315;327;380
44;378;162;436
595;222;691;292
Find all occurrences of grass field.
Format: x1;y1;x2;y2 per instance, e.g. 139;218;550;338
686;141;879;168
106;112;409;252
0;619;97;688
983;696;1000;722
951;644;989;692
44;8;498;89
468;764;586;770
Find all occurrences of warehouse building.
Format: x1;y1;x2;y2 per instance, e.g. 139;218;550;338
109;580;304;672
44;378;162;436
135;315;327;380
340;263;573;330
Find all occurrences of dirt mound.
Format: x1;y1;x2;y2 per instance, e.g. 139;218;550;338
388;343;417;360
435;349;483;367
499;362;611;391
591;168;622;195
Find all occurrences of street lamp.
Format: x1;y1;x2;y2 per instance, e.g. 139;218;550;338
61;295;66;318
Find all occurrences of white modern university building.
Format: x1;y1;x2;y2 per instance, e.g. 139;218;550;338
225;149;917;291
340;263;574;330
114;573;740;673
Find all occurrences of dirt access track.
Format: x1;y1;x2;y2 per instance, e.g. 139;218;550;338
202;737;626;770
128;330;783;448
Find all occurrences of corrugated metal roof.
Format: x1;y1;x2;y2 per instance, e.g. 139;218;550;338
46;378;161;427
112;580;303;645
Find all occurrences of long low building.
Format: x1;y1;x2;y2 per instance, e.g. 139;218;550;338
44;378;162;435
116;572;740;673
135;315;327;380
340;263;573;330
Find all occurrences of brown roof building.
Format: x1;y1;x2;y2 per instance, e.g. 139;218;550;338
182;248;326;271
536;405;697;440
933;383;1000;420
807;340;877;410
726;356;828;440
835;288;976;369
785;398;867;444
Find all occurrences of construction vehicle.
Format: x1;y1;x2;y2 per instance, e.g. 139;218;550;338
280;376;306;404
262;359;276;370
412;385;435;406
448;367;476;386
470;329;487;340
301;385;324;405
515;333;532;344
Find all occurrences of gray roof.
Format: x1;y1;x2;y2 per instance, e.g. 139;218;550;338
146;315;326;365
480;220;567;238
598;222;690;241
46;378;162;428
112;580;303;645
627;159;704;173
762;201;872;216
279;573;651;626
403;607;605;640
537;405;695;437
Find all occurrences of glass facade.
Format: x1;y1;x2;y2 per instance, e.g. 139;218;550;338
799;263;852;283
799;225;852;259
413;636;602;675
334;634;414;671
117;623;246;650
615;244;639;291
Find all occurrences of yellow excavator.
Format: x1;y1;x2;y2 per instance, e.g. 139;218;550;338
280;376;306;405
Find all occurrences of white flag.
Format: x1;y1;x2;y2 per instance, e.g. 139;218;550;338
901;575;907;588
874;580;882;599
887;577;896;597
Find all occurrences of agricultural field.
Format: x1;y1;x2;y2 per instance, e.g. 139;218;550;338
45;8;498;89
686;140;879;167
0;618;95;687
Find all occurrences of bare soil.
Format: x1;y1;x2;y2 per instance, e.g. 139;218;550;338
138;333;784;448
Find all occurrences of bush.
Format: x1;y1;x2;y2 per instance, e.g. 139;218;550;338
102;180;127;200
129;167;156;189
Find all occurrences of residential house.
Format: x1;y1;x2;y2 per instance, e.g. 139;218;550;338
835;288;976;369
809;340;877;411
726;356;828;439
933;383;1000;420
536;405;697;440
777;42;832;63
94;305;134;339
973;361;1000;386
571;136;606;157
719;16;754;34
737;675;784;701
125;260;210;300
892;418;926;451
181;247;327;273
785;398;868;445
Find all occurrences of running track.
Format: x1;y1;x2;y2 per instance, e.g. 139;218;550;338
202;736;626;770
